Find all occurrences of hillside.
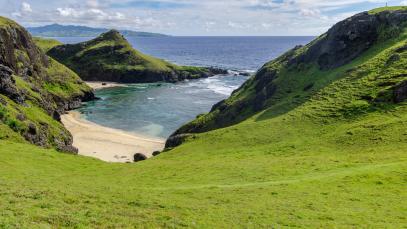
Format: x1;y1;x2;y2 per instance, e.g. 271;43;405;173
0;8;406;228
167;8;407;146
47;30;226;83
0;16;94;152
27;23;168;37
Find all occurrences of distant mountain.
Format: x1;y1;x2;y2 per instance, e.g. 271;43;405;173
27;24;169;37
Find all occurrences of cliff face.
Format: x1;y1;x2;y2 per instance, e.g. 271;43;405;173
48;30;226;83
166;9;407;148
0;17;94;152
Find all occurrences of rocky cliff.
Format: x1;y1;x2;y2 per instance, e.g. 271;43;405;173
0;16;94;152
166;8;407;148
48;30;226;83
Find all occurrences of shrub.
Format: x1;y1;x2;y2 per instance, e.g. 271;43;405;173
7;119;24;132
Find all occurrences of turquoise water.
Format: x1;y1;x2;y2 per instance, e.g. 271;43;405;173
55;36;315;138
78;75;247;138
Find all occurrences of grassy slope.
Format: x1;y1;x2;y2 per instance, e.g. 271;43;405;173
1;13;406;228
174;12;407;134
33;37;62;53
0;17;92;149
369;6;407;14
47;30;212;82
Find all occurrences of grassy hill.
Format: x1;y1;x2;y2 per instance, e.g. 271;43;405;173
47;30;226;83
0;16;93;152
0;8;406;228
32;37;62;53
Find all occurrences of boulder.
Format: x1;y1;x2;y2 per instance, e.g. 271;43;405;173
133;153;147;162
394;81;407;103
165;134;193;148
152;151;161;156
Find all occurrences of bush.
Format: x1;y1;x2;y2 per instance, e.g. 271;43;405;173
0;106;7;120
7;119;24;132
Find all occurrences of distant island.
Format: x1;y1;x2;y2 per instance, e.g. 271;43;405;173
27;23;169;37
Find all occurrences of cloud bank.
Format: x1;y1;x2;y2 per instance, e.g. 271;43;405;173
0;0;405;35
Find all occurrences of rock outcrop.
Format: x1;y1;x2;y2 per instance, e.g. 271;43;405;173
0;16;94;152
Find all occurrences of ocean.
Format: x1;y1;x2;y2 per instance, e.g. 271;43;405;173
53;36;314;138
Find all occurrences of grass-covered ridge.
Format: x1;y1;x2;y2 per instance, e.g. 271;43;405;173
47;30;225;83
369;6;407;14
33;37;62;53
168;7;407;138
0;8;406;227
0;16;93;151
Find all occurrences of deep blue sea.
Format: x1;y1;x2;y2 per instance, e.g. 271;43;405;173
53;36;314;138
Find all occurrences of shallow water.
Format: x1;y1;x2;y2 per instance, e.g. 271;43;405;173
78;75;247;138
54;36;315;138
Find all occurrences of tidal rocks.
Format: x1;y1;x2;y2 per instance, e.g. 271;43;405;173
133;153;147;162
165;134;193;149
152;151;161;156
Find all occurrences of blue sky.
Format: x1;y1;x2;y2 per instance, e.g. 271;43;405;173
0;0;406;36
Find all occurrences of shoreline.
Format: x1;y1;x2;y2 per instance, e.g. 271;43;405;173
61;111;165;163
85;81;128;90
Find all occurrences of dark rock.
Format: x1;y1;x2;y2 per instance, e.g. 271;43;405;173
290;10;407;70
239;72;251;76
102;82;107;86
303;83;314;91
393;81;407;103
208;67;228;75
165;134;193;148
16;113;26;121
211;99;227;112
0;97;6;105
27;123;37;135
386;54;400;65
152;151;161;156
59;145;79;154
0;64;25;104
133;153;147;162
395;44;407;53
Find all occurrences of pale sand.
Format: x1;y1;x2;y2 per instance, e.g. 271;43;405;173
61;111;165;163
85;81;128;90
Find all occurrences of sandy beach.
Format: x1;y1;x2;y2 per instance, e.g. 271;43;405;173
61;111;165;163
85;81;128;90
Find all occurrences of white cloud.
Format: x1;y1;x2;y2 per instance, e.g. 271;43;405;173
401;1;407;5
3;0;406;36
12;2;32;17
300;9;321;17
87;0;99;8
21;2;32;13
56;7;125;21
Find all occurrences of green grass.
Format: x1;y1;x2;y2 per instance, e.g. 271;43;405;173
0;100;406;227
0;16;93;149
0;16;19;28
1;28;407;228
33;37;62;53
369;6;407;14
1;9;406;227
47;30;211;82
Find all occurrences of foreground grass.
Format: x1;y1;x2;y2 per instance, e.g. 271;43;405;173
0;101;406;227
1;9;406;228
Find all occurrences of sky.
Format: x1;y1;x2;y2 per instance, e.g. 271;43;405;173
0;0;406;36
